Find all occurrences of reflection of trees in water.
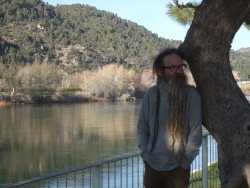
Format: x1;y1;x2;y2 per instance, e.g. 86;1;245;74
0;101;141;186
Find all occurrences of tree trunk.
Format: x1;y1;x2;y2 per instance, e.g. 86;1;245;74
178;0;250;187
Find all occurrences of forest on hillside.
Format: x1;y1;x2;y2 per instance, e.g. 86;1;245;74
230;49;250;81
0;0;181;75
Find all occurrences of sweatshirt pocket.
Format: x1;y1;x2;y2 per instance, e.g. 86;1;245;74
142;150;149;161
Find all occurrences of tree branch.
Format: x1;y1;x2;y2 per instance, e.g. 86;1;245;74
173;0;197;10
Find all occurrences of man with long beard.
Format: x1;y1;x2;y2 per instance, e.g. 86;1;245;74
137;48;202;188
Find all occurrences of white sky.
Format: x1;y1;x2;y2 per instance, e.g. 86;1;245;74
44;0;249;51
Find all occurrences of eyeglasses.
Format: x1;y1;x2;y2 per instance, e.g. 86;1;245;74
160;64;187;73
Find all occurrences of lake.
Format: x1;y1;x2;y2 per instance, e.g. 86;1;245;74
0;100;210;187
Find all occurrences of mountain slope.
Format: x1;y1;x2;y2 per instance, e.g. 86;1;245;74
0;0;181;75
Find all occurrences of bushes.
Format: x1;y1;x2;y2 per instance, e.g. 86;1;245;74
18;86;57;93
0;85;11;92
0;86;82;96
188;161;220;187
15;60;62;88
81;64;136;99
17;86;82;93
62;87;82;92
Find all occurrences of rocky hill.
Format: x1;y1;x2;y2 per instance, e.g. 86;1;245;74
236;47;250;53
0;0;181;76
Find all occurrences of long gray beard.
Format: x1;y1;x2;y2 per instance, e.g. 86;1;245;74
158;74;188;162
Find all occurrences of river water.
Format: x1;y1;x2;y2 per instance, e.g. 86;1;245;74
0;100;210;187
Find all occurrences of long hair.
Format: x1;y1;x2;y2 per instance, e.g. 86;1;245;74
150;48;187;162
166;76;187;162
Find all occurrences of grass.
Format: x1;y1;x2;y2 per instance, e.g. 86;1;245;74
188;161;221;188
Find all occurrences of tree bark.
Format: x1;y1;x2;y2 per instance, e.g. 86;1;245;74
178;0;250;187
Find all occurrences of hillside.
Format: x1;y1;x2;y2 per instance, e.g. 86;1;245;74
230;49;250;81
0;0;181;77
237;47;250;53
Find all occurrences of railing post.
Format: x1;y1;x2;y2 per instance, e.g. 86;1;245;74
93;166;100;188
202;135;208;188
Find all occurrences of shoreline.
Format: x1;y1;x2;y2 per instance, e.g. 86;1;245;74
1;88;249;106
0;92;141;106
0;92;104;106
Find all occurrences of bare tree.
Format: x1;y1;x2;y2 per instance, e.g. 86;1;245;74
16;60;61;90
81;64;136;99
61;74;81;88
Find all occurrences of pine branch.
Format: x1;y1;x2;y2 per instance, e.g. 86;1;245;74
245;16;250;25
244;16;250;30
173;0;197;10
166;2;197;26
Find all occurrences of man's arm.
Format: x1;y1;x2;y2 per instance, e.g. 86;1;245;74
137;92;151;161
181;88;202;169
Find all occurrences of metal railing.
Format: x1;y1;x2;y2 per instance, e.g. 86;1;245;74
1;133;219;188
189;133;219;188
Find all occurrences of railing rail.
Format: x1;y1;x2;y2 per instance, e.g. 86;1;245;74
202;133;209;188
1;133;219;188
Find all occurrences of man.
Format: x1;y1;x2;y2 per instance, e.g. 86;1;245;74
137;48;202;188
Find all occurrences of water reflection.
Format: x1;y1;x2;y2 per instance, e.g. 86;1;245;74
0;100;211;186
0;101;141;186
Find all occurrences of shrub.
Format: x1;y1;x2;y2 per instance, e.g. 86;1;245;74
81;64;136;99
58;52;64;57
0;85;11;92
62;87;82;92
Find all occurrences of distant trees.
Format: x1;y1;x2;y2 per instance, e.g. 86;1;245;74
15;60;61;88
81;64;136;99
0;63;5;80
61;74;81;88
0;61;151;100
230;50;250;80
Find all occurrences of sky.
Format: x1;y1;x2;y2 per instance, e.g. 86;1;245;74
44;0;250;51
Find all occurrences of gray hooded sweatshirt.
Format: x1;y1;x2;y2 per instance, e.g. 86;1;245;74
137;84;202;171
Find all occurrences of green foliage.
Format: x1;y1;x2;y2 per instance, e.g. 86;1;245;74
58;52;64;57
62;87;82;92
167;2;250;30
18;86;57;93
25;34;33;43
230;49;250;81
47;50;55;59
188;161;220;187
64;66;74;74
67;48;80;61
166;2;199;26
0;85;11;92
244;23;250;30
